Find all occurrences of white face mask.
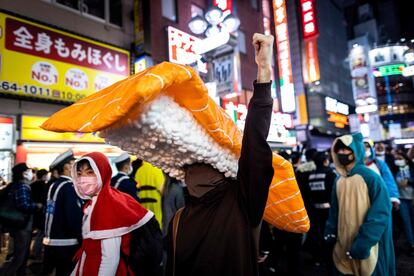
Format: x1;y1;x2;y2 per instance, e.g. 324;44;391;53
376;151;385;157
23;170;33;182
365;149;371;159
395;160;406;167
128;165;133;175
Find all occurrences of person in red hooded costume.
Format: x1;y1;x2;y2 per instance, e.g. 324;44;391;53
70;152;154;275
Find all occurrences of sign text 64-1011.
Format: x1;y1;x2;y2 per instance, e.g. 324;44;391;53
0;80;86;101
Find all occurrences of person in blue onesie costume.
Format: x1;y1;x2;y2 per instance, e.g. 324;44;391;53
325;133;395;276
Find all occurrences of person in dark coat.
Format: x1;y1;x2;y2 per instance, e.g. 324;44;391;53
30;169;49;261
1;163;42;276
307;151;337;268
110;152;140;202
43;150;83;276
165;33;275;276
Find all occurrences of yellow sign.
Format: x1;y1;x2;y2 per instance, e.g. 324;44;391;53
21;116;104;143
0;12;130;102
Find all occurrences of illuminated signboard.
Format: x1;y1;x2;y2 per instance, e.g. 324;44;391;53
214;0;232;13
21;116;104;143
372;64;405;77
402;65;414;77
273;0;296;113
325;97;349;129
301;0;319;40
0;117;14;150
224;100;295;143
0;12;129;102
304;38;320;83
167;26;207;73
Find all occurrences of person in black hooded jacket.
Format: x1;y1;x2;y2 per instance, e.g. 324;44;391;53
165;33;275;276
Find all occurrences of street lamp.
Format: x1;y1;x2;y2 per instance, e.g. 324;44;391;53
188;6;240;38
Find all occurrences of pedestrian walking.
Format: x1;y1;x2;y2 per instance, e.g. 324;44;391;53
1;163;42;276
394;149;414;255
111;152;140;202
364;140;400;207
30;169;49;261
325;133;395;276
307;151;337;268
70;152;155;275
43;150;83;276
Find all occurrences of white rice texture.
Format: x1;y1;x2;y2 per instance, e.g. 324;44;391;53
101;95;239;180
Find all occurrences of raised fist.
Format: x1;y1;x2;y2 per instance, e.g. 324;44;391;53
253;33;274;70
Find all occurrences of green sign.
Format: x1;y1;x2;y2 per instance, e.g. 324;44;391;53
374;64;405;77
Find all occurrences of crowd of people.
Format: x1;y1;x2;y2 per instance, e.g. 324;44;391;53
0;149;185;276
261;137;414;275
1;136;413;276
0;34;412;276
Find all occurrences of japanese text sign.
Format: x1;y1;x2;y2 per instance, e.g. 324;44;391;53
167;26;206;73
273;0;296;113
301;0;318;40
0;13;130;102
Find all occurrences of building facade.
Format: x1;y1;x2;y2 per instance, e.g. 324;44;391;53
0;0;133;177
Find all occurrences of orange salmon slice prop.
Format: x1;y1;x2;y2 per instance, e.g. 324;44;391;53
41;62;310;233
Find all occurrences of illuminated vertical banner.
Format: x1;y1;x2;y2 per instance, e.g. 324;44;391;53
273;0;296;113
304;38;320;83
301;0;319;40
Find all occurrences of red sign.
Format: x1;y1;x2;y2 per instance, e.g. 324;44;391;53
301;0;319;40
214;0;232;13
5;17;129;76
167;26;206;73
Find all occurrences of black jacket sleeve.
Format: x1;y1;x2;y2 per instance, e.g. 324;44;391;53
61;184;83;242
237;81;274;227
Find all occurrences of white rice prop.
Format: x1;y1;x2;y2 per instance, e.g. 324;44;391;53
101;95;239;180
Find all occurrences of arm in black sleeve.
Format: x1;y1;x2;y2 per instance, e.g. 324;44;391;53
62;184;83;241
237;81;274;227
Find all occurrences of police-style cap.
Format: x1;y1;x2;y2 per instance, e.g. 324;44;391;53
50;149;75;171
114;152;130;164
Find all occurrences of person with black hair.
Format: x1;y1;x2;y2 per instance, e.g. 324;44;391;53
1;163;42;276
394;149;414;255
43;150;83;276
111;152;140;202
30;169;49;261
306;151;337;269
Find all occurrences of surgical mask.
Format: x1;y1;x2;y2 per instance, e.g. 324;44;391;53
337;153;354;167
23;170;33;182
395;160;406;167
75;176;99;197
376;151;385;157
128;165;133;175
365;149;371;159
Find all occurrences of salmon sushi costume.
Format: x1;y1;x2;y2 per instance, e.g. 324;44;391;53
71;152;153;275
42;62;309;232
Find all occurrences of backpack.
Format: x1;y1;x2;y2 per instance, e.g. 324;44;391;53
127;216;164;276
0;184;28;228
